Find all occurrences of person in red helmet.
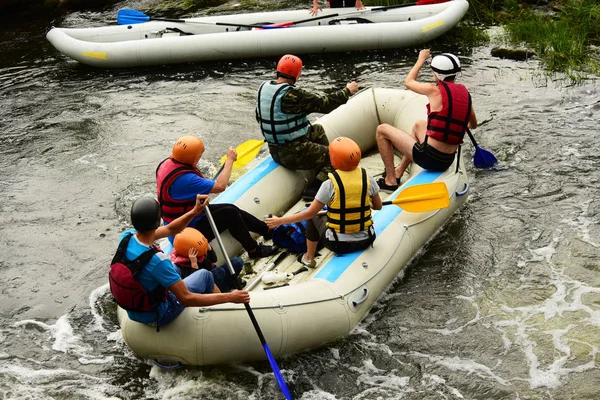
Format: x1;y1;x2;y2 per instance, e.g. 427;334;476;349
266;137;382;268
309;0;365;16
156;135;279;259
256;54;359;201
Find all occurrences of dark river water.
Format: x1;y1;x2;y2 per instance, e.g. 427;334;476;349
1;4;599;400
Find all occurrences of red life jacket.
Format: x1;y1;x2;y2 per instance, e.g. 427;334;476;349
156;158;205;223
426;81;472;145
108;233;167;313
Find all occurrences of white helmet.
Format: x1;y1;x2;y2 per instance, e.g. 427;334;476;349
430;53;461;81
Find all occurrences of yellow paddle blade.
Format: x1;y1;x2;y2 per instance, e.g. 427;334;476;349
220;139;265;169
391;182;450;212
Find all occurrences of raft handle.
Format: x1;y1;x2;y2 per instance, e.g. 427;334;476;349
456;183;469;197
153;359;182;370
351;288;370;307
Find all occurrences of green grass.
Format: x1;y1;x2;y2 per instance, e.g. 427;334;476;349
504;0;600;78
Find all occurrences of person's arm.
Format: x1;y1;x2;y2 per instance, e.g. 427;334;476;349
266;200;325;229
370;193;382;210
281;83;357;115
404;49;438;97
467;106;478;129
309;0;322;15
155;194;208;239
168;280;250;307
212;146;237;193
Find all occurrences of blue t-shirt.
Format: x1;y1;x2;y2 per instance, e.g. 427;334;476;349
120;230;182;324
169;172;215;227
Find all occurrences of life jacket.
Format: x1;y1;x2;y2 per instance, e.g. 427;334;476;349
426;81;472;145
256;81;310;144
326;168;373;234
108;233;167;313
156;158;205;223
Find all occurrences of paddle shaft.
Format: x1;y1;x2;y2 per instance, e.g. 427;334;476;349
203;205;293;399
465;128;480;147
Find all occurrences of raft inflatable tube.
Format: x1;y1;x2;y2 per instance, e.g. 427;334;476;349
47;0;469;68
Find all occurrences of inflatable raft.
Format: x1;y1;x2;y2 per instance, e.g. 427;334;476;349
46;0;469;68
117;87;470;366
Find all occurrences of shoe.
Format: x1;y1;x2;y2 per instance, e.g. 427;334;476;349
302;186;319;202
248;244;280;259
376;176;399;192
382;170;401;185
263;229;273;241
296;253;316;269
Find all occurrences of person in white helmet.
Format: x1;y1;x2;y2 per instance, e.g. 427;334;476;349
375;49;478;191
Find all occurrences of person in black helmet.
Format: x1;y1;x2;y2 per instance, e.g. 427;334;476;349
118;194;250;327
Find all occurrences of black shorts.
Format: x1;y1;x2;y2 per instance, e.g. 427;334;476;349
329;0;356;7
412;139;456;172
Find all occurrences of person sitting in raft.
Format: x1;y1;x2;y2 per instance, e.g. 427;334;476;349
170;227;245;292
375;49;478;191
256;54;359;201
156;135;278;259
114;195;249;328
310;0;365;16
265;137;382;268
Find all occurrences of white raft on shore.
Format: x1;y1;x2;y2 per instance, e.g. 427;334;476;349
46;0;469;68
117;87;470;366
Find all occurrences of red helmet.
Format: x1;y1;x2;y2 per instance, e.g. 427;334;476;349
329;137;361;171
276;54;302;82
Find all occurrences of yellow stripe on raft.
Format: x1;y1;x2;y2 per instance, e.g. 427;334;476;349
82;52;108;60
422;20;445;32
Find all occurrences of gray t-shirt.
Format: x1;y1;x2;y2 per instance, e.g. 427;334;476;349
315;172;380;241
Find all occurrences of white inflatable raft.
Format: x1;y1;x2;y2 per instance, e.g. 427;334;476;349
117;87;470;366
46;0;469;68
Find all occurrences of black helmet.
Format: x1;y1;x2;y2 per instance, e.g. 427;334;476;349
130;196;161;232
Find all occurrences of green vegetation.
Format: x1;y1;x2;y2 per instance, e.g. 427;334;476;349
363;0;600;79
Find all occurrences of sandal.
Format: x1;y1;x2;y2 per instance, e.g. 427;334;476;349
376;177;399;192
248;244;280;259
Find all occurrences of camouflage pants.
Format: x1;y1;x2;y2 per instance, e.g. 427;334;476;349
268;124;333;182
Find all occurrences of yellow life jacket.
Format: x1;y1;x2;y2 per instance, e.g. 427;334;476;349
326;168;373;234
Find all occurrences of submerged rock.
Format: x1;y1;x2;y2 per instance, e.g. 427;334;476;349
491;47;537;61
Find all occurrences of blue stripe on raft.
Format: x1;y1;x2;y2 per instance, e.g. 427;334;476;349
213;156;279;205
313;170;444;283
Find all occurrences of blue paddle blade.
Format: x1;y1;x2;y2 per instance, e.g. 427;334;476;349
473;146;498;169
263;343;293;400
117;9;151;25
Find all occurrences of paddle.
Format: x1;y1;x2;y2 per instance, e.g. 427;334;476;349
117;9;332;29
214;139;265;179
204;206;293;400
382;182;449;212
465;128;498;169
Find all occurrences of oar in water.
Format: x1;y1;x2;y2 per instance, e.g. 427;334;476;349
465;128;498;169
204;205;293;400
382;182;450;212
117;9;332;29
213;139;265;179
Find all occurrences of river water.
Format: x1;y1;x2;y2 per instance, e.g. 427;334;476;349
1;3;599;400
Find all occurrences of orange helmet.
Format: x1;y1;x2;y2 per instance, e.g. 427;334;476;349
329;136;361;171
173;227;209;257
171;136;205;166
276;54;302;82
